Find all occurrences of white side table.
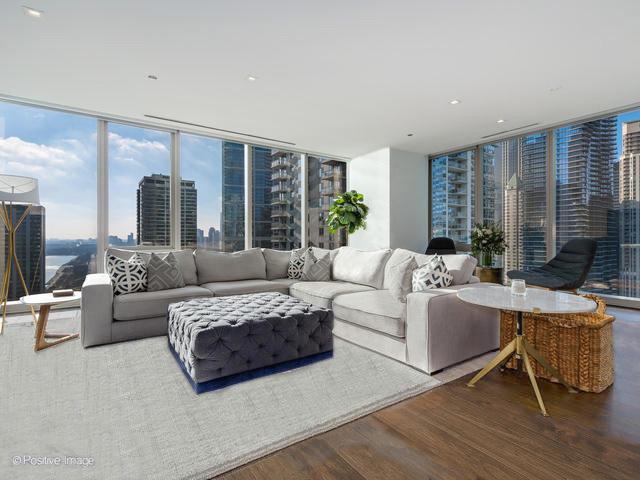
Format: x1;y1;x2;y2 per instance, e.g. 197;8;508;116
20;292;81;352
457;286;596;416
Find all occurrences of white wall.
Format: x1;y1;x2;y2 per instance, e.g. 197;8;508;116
347;148;391;250
347;147;428;252
389;148;429;253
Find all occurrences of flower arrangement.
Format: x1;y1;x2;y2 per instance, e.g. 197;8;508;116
471;222;507;267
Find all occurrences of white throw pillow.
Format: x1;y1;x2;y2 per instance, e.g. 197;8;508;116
412;255;453;291
106;253;147;295
301;249;331;281
388;255;418;302
287;247;309;279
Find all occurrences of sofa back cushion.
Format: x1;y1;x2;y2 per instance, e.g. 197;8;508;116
195;248;266;283
383;248;477;287
105;248;198;285
440;254;477;285
332;247;391;289
262;248;292;280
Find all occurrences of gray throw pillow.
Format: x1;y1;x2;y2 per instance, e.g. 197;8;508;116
106;252;147;295
301;249;331;281
388;256;418;302
287;247;309;279
412;255;454;291
147;252;186;292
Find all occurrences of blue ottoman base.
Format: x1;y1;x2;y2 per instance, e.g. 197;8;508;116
169;340;333;394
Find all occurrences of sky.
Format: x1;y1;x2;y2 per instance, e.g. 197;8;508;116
0;101;222;239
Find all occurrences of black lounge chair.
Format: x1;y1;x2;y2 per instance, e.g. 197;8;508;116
425;237;456;255
507;238;597;291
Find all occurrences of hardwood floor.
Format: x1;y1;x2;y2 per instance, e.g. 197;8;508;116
219;307;640;479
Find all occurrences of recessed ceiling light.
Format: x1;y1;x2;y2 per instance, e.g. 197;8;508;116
147;75;158;80
22;5;43;17
246;75;258;82
449;99;461;105
496;119;505;124
407;133;414;137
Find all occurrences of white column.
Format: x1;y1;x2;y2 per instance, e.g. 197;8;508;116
171;131;181;249
96;119;108;272
244;144;253;250
300;153;308;247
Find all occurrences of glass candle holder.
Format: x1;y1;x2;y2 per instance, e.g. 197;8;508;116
511;279;526;296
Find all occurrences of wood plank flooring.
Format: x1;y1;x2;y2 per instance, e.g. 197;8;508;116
219;307;640;479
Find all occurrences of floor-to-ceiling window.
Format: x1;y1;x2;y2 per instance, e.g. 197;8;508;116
252;148;301;250
220;142;245;252
555;110;640;298
107;123;171;247
430;149;475;243
0;102;97;300
307;156;347;249
180;133;226;251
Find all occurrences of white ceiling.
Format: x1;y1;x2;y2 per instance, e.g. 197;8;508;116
1;0;639;159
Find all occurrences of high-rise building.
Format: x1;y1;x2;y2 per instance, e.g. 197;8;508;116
619;120;640;297
518;133;548;270
430;151;475;243
220;142;245;252
136;174;197;247
253;146;275;248
1;205;45;300
207;226;221;250
555;117;618;294
307;156;346;249
126;232;135;246
503;174;519;274
196;228;205;247
269;150;302;250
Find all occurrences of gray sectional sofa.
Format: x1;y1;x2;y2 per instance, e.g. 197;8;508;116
81;246;499;374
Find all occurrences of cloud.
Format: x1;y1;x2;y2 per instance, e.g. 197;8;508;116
0;136;83;177
108;132;168;164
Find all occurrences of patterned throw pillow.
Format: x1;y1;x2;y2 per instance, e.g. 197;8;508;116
106;253;147;295
388;256;418;302
412;255;454;291
287;247;309;279
301;249;331;281
147;252;186;292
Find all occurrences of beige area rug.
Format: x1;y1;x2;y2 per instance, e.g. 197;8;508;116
1;311;489;479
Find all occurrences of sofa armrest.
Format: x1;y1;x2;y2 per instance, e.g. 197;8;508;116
405;285;499;373
81;273;114;347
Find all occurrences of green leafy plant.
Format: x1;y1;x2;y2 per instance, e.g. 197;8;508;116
327;190;369;235
471;221;507;267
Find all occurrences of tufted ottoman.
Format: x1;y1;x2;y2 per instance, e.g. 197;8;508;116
167;292;334;393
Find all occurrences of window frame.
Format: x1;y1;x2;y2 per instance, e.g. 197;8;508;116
428;109;640;308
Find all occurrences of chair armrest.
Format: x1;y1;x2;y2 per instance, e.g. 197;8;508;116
80;273;114;347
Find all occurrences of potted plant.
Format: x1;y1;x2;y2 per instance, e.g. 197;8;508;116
327;190;369;236
470;222;507;283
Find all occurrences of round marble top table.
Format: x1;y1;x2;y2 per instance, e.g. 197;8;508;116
457;285;596;314
457;286;596;416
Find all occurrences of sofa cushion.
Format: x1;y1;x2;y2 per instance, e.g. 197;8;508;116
113;286;212;321
287;247;309;279
332;290;406;338
290;281;374;308
107;248;198;285
387;255;418;302
269;278;300;289
332;247;391;289
195;248;266;283
201;279;289;296
262;248;291;280
147;252;186;292
412;255;454;291
383;248;477;286
106;253;147;295
440;254;477;285
301;249;331;281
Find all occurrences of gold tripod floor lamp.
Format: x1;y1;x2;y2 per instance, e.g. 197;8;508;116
0;174;40;334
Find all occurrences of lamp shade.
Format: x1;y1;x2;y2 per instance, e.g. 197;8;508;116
0;175;40;205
